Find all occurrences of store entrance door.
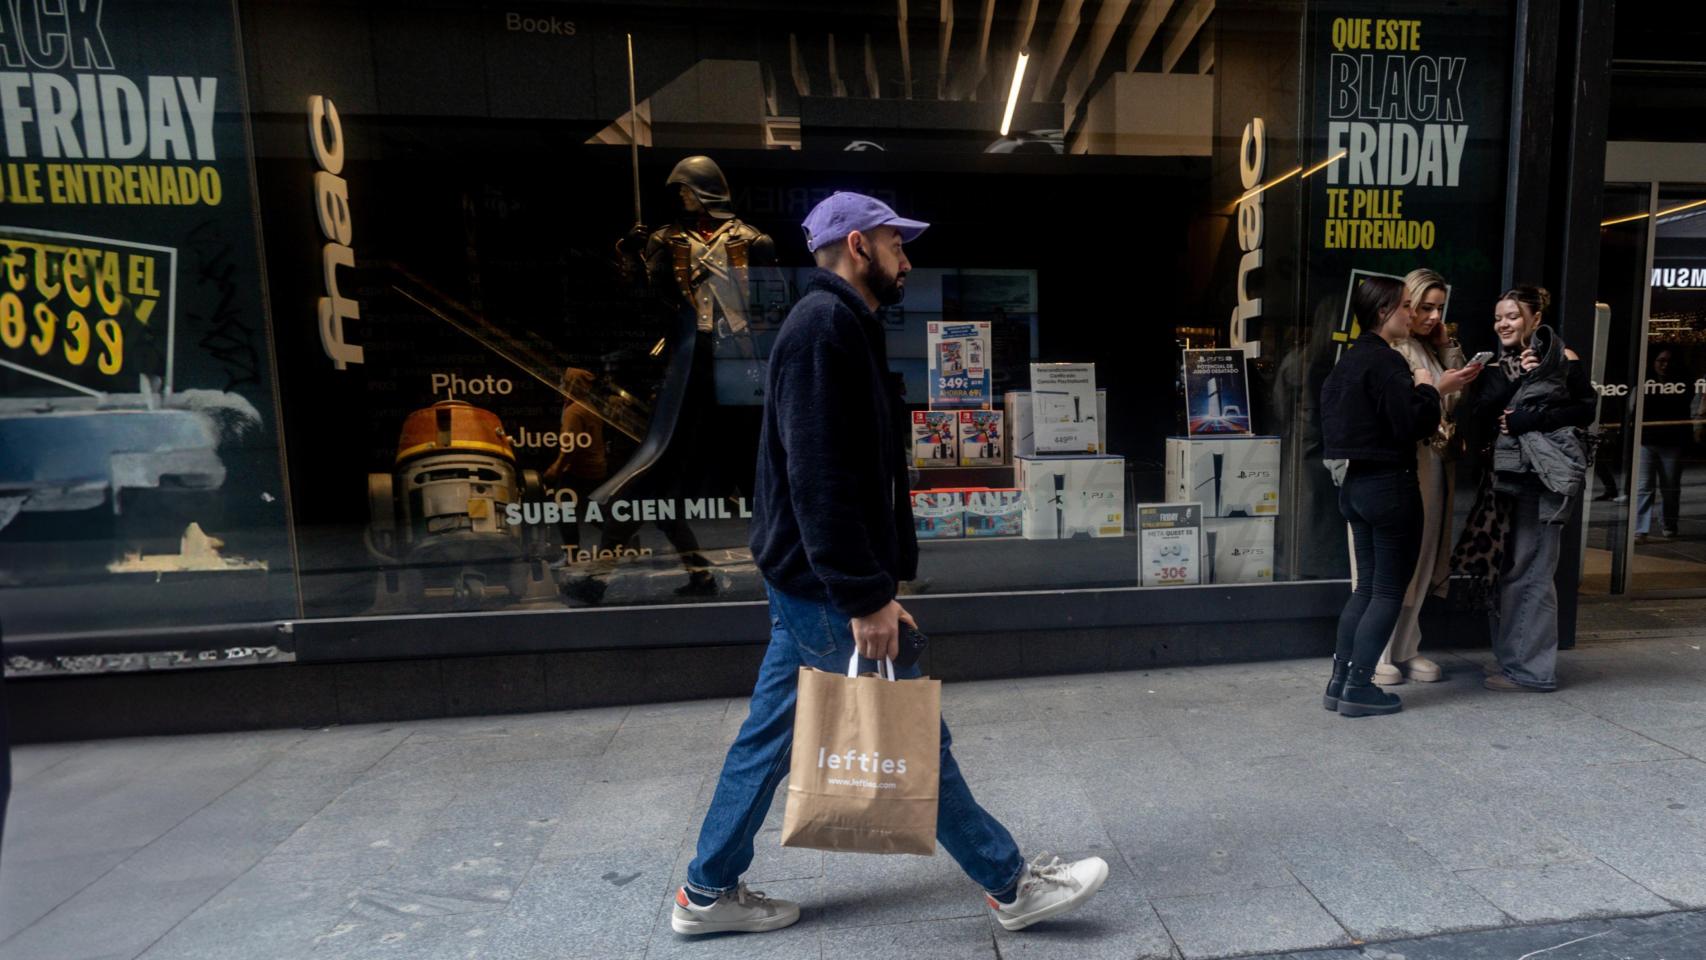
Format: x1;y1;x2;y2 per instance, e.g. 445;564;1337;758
1581;182;1706;595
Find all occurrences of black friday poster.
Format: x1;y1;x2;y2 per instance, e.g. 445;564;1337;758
0;0;296;640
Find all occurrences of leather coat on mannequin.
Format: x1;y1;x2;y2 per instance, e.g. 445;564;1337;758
621;155;776;339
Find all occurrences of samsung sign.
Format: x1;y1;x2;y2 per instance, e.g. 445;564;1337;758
1654;267;1706;291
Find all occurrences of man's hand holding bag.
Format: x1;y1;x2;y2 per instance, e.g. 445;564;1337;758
780;652;941;855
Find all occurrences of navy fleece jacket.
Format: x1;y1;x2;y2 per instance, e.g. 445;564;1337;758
750;270;918;617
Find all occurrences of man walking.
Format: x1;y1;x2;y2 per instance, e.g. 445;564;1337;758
671;193;1108;936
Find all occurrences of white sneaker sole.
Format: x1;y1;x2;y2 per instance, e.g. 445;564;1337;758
993;860;1111;931
670;908;800;936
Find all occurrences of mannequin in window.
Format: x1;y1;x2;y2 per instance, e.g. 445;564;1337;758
621;155;777;342
578;157;774;601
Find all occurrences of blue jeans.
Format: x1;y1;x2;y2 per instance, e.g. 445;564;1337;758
686;583;1025;899
1636;444;1683;535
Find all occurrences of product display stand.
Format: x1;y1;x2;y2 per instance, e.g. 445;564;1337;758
913;361;1127;546
1162;436;1280;583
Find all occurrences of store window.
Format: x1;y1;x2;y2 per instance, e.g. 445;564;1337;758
0;0;296;669
0;0;1523;662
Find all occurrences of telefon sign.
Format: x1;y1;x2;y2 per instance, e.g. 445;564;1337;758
1231;117;1264;359
308;95;362;369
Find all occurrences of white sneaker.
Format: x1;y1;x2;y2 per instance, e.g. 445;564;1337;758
987;854;1110;931
1373;663;1404;686
670;884;801;935
1401;656;1443;683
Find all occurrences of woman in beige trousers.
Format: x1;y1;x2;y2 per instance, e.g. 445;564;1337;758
1374;269;1465;684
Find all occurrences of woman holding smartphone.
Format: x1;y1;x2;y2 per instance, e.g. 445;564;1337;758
1458;286;1595;692
1374;269;1482;685
1320;277;1478;717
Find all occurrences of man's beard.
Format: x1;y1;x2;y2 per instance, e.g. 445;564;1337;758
867;263;906;306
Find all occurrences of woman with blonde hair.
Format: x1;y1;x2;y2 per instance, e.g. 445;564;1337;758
1373;269;1480;685
1320;276;1478;717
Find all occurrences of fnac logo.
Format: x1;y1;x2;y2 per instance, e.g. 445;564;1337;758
308;95;361;369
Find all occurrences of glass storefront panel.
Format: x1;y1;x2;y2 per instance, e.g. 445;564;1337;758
1628;183;1706;591
1580;184;1652;595
1;0;1528;665
0;1;298;670
1291;1;1517;581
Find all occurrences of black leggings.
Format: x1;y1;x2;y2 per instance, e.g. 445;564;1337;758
1336;466;1423;669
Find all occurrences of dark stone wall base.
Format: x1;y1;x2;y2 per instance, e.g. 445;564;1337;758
9;618;1353;743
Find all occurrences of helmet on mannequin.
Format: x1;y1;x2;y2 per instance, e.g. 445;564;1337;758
666;155;735;220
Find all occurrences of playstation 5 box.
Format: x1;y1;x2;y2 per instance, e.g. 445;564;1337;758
1018;456;1125;539
1005;389;1108;460
1029;363;1099;454
1203;517;1275;584
1165;436;1280;518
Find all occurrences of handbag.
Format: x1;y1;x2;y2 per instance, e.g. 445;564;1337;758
1429;417;1461;459
780;652;941;855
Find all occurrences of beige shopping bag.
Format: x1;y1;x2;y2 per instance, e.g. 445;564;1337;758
780;654;941;855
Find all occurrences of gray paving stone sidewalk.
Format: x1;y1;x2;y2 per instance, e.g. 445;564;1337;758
5;636;1706;960
1249;909;1706;959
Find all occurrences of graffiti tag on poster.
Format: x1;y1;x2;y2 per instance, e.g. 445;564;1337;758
0;226;173;392
1321;17;1468;250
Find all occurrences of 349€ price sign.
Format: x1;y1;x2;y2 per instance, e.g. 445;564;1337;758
0;228;173;394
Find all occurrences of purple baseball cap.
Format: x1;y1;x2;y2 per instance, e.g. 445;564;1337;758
801;192;929;253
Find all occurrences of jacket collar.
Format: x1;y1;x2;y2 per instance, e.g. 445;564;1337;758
1355;330;1394;350
804;268;879;325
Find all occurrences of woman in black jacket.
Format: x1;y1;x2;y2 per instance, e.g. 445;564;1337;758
1457;285;1595;692
1320;276;1480;716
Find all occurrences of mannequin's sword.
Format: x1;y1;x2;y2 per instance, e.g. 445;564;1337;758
627;32;642;225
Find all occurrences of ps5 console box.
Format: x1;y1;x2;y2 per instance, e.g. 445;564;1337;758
1018;456;1125;539
912;490;965;539
1202;517;1275;584
963;488;1024;538
1017;458;1062;539
957;410;1005;466
912;411;958;468
1029;363;1099;454
1005;389;1108;460
1005;391;1033;459
1164;436;1280;518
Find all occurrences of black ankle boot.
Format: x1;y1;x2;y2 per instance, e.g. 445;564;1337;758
1338;664;1402;717
1322;657;1352;712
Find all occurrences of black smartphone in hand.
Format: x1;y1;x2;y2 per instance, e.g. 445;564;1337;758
894;623;928;670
